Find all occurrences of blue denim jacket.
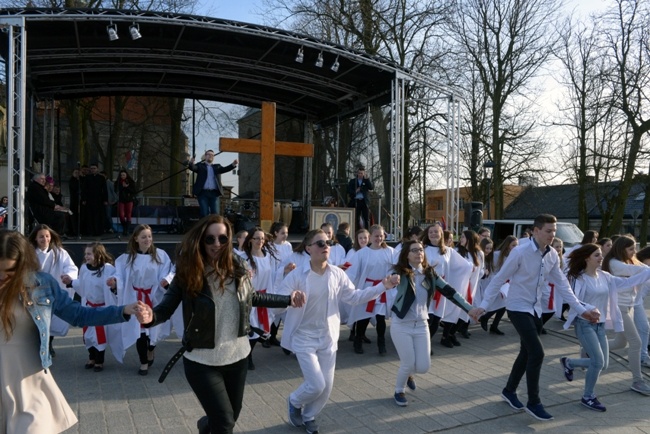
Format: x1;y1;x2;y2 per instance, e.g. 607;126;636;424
26;272;130;370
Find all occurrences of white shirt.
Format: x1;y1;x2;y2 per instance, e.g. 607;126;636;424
480;238;587;317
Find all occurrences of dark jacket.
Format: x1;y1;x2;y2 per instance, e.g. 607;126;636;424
115;178;136;203
188;161;236;197
149;256;291;351
347;176;374;207
336;231;353;253
391;267;472;319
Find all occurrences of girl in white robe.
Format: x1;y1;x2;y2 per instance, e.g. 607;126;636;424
269;222;295;346
61;242;116;371
448;230;484;341
479;236;517;335
422;224;471;350
342;229;369;329
320;222;347;266
29;224;79;357
346;224;395;355
107;224;174;375
242;227;282;369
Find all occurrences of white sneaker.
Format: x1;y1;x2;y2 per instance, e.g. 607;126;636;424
631;381;650;396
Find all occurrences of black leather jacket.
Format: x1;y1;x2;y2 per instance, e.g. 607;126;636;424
149;259;291;351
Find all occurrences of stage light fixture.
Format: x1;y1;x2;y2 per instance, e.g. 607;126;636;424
129;23;142;40
295;47;304;63
331;56;340;72
106;22;119;41
315;52;324;68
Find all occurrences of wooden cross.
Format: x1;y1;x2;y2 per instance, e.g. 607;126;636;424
219;101;314;231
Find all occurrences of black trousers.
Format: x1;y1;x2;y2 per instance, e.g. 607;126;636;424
184;357;248;434
506;310;544;406
355;199;370;229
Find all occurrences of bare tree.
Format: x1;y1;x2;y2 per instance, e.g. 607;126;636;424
450;0;563;218
598;0;650;234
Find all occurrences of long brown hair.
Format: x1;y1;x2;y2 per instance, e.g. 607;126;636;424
496;235;518;269
422;223;447;255
28;224;64;264
86;242;114;277
480;237;494;273
125;224;161;267
457;230;480;267
567;243;600;279
0;230;41;340
175;215;246;297
602;234;638;272
242;227;277;272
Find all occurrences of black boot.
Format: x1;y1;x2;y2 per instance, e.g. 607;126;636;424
458;319;471;339
440;322;454;348
353;336;364;354
378;336;386;356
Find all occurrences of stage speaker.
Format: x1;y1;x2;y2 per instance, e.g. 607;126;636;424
177;206;201;233
464;202;483;230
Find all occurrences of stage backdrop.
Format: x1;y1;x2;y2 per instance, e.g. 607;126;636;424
310;207;355;240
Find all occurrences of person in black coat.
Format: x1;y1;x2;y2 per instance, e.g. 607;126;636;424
347;166;374;230
187;150;238;217
26;173;65;234
81;163;108;236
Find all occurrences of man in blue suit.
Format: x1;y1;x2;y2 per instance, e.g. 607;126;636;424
188;150;238;217
347;165;374;230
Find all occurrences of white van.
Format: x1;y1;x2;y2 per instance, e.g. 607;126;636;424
480;219;584;248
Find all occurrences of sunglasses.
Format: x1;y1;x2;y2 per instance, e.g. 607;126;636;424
309;239;334;248
204;234;229;245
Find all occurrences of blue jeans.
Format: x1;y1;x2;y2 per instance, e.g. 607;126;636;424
568;319;608;399
633;304;650;362
506;310;544;406
198;190;220;217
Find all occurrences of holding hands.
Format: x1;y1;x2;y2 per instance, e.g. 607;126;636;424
124;301;150;317
61;274;73;286
132;301;154;324
382;274;401;289
581;308;601;323
290;290;306;308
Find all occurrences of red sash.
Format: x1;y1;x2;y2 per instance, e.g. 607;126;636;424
365;278;385;313
256;289;270;333
548;283;555;309
466;282;473;305
83;301;107;345
433;273;446;309
133;286;153;307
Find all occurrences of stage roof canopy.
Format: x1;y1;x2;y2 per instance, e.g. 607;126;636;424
0;8;405;123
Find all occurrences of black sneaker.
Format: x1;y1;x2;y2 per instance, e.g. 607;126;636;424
501;388;524;411
394;392;408;407
560;357;574;381
407;376;416;391
304;419;319;434
525;403;554;421
581;396;606;412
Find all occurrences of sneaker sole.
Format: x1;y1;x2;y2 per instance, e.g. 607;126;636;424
501;393;524;411
630;386;650;396
581;401;606;412
525;407;554;421
394;399;408;407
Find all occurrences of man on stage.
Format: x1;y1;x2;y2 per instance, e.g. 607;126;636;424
188;150;238;217
347;166;374;230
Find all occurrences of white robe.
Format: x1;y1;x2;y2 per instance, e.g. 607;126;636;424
246;253;278;338
478;252;507;313
328;244;347;266
346;246;395;323
108;250;174;363
36;247;79;337
425;246;470;318
72;263;117;351
444;249;483;323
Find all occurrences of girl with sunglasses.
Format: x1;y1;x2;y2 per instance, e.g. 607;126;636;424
107;224;174;375
134;214;305;434
390;240;479;406
345;224;396;355
276;228;399;433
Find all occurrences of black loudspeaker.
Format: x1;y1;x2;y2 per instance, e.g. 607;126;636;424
177;206;201;233
464;202;483;229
